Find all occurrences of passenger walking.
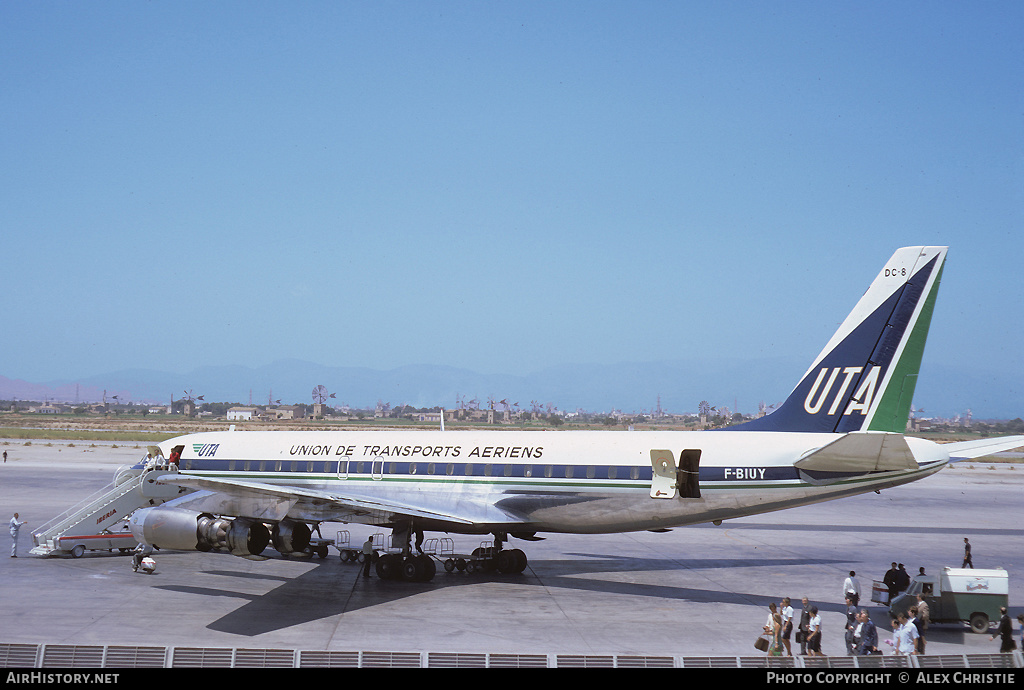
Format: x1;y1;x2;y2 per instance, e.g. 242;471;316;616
962;537;974;568
780;597;794;656
9;513;26;557
853;610;879;655
894;612;919;656
798;597;811;655
806;606;822;656
991;607;1015;652
843;570;861;606
914;596;930;653
763;602;778;635
843;596;858;654
768;613;784;657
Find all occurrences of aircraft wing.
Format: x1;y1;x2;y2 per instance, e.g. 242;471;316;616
941;435;1024;462
154;473;519;527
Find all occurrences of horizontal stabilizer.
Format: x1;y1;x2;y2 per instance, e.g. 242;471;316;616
794;433;917;481
942;435;1024;461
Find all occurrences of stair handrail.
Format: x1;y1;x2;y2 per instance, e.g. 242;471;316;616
31;470;147;544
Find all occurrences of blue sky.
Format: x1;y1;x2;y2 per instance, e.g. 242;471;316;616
2;3;1021;402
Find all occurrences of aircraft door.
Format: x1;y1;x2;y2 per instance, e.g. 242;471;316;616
677;449;702;499
650;450;677;499
650;449;702;499
371;457;384;480
337;460;349;480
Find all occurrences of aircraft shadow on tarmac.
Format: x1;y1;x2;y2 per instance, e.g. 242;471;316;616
730;523;1023;537
154;553;852;637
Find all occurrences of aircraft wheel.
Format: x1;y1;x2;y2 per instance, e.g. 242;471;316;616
422;555;436;581
401;557;423;581
510;548;528;573
496;550;518;574
375;553;400;580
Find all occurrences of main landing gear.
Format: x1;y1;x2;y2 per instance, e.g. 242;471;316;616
375;551;437;582
371;529;529;582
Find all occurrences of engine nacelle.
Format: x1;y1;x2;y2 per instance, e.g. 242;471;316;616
129;507;270;557
271;519;312;555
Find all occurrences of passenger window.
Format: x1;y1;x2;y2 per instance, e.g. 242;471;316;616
465;463;474;476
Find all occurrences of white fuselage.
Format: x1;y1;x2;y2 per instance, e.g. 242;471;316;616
155;429;949;534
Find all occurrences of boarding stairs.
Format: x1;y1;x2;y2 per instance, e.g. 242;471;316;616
30;463;187;557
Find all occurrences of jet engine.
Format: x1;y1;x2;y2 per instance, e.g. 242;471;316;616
129;507;271;557
271;519;311;555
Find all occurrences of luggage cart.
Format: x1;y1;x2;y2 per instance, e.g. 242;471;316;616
871;580;889;605
334;530;362;562
306;535;334;558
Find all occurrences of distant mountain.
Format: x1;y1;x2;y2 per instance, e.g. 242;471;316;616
1;358;1020;419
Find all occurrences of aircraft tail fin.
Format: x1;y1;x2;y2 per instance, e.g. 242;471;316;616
733;246;947;434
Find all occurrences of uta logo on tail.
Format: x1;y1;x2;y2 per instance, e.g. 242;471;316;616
803;365;880;417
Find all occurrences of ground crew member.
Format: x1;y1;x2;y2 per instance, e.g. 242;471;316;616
10;513;27;557
362;537;374;578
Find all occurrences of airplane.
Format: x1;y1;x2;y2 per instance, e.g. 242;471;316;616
129;246;1024;581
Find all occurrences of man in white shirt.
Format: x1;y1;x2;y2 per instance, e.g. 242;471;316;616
895;612;920;656
843;570;861;606
9;513;27;557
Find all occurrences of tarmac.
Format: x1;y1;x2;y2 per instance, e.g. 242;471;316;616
1;438;1021;659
